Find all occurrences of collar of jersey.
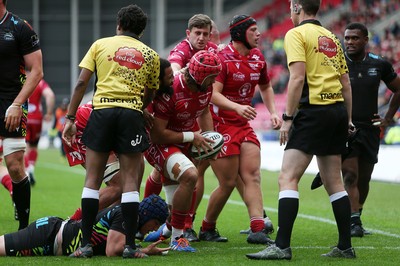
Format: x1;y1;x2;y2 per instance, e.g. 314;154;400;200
0;11;9;25
345;52;367;63
120;32;139;40
298;19;321;27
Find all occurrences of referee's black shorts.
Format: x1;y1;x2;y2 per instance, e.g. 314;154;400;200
83;107;150;154
286;103;348;156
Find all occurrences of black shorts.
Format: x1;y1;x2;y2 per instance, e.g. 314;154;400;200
286;103;348;155
347;125;380;164
0;99;28;138
4;216;63;256
83;108;150;154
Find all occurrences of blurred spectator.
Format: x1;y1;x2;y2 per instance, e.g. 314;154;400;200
26;79;55;186
53;98;69;157
384;119;400;145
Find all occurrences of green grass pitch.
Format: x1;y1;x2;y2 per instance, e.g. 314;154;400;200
0;147;399;265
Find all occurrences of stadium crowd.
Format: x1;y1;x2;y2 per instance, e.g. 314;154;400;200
254;0;400;139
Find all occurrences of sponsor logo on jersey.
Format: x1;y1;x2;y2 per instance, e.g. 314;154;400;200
318;36;337;58
100;97;140;105
249;63;259;70
3;32;14;41
156;102;167;113
368;68;378;76
177;111;191;120
113;47;144;69
320;92;343;100
31;34;39;47
250;73;260;81
162;94;171;101
251;54;260;61
239;83;252;97
233;72;245;81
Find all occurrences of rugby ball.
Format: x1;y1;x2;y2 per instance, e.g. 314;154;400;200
190;131;224;160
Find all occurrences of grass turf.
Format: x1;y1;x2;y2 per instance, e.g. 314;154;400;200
0;147;399;265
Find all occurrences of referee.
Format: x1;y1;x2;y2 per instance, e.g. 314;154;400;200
247;0;355;260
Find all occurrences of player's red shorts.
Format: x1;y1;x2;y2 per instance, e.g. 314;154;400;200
144;143;191;183
214;122;260;158
63;128;86;166
26;118;42;144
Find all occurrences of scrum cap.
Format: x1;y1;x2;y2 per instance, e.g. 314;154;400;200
138;194;169;229
229;15;257;49
188;50;222;86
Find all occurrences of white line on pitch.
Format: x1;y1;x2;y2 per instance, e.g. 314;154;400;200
38;162;400;239
202;195;400;239
201;246;400;250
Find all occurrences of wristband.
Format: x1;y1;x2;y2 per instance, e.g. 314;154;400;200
282;113;294;121
65;114;76;121
182;132;194;143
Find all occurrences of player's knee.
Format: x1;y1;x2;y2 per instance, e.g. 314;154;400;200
6;163;25;181
343;171;357;186
244;172;262;186
179;168;198;189
165;153;196;183
220;176;236;190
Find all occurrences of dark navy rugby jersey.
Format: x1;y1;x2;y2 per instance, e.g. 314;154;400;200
61;205;124;256
0;11;40;99
346;52;397;124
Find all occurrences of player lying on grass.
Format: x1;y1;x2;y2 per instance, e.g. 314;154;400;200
0;194;169;257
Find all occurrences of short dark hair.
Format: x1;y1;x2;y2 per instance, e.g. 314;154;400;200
159;58;171;80
294;0;320;15
117;4;147;37
157;58;173;96
345;22;369;37
3;0;8;6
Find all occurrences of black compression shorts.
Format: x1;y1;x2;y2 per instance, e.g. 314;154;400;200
4;216;63;256
347;125;380;164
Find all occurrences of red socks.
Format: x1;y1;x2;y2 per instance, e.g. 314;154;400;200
144;174;163;198
1;174;13;198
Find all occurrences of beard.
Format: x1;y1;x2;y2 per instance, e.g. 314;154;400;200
157;84;173;96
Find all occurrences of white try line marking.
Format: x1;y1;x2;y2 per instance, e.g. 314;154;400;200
201;245;400;251
202;196;400;239
39;162;400;239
